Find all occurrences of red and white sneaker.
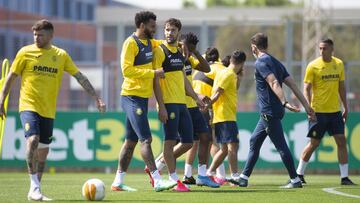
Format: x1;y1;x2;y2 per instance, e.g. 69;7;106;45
214;177;227;186
173;180;190;192
144;166;154;187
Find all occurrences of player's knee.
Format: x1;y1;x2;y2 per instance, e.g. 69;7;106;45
141;137;153;145
309;140;320;149
183;143;193;151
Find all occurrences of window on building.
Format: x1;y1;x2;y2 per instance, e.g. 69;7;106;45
0;34;6;59
76;1;82;20
86;4;94;21
103;26;117;43
64;0;71;19
13;36;21;58
50;0;58;16
33;0;41;14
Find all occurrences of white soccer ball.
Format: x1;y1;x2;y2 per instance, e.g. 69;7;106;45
82;178;105;201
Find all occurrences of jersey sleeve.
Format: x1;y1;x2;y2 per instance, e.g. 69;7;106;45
216;70;232;90
189;56;200;69
150;39;163;49
339;61;345;81
152;46;165;70
121;38;155;79
256;60;272;79
64;52;79;76
10;48;27;75
303;63;314;84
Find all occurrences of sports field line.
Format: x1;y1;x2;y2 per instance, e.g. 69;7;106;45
322;187;360;199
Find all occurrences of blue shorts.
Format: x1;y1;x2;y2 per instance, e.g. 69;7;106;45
307;111;344;140
19;111;54;144
121;96;151;142
214;121;239;144
164;104;193;143
188;107;210;140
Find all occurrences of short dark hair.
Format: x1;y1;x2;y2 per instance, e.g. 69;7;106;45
321;38;334;46
230;50;246;65
164;18;182;31
251;33;268;49
135;11;156;28
180;32;199;46
32;19;54;32
221;55;231;67
205;47;219;62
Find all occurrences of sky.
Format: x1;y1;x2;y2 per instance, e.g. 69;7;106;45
114;0;360;9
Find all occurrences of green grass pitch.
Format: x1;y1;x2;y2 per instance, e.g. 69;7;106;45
0;173;359;202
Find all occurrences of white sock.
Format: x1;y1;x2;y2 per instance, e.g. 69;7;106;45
169;172;179;182
29;174;40;188
296;159;308;175
206;169;215;177
151;170;162;181
339;163;349;178
216;163;226;178
240;174;249;180
198;164;207;177
113;170;125;185
184;163;192;177
291;177;301;183
156;160;166;171
231;173;240;180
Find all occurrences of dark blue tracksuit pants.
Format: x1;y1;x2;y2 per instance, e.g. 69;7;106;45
241;114;297;179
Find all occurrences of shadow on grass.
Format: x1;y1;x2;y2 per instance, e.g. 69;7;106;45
189;189;294;193
52;200;170;202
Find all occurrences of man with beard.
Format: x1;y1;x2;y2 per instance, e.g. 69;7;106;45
0;19;106;201
153;18;205;192
111;11;177;192
238;33;315;188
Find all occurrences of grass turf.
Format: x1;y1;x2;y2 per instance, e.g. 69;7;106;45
0;173;359;202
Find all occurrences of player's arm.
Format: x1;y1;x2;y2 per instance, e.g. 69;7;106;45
121;40;156;79
265;73;300;112
0;72;18;118
73;72;106;113
339;80;348;122
191;51;210;73
152;47;167;123
183;70;205;108
210;86;224;105
284;76;315;120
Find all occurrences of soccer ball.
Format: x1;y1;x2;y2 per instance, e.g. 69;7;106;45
82;178;105;201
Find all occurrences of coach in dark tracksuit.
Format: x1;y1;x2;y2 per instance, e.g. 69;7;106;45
238;33;316;189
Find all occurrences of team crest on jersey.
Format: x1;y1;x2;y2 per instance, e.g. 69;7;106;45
312;131;317;137
136;108;143;115
52;56;56;62
170;112;176;119
25;123;30;132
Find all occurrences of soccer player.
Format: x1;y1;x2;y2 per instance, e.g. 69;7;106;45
111;11;177;192
0;19;106;201
193;47;228;185
206;50;246;185
154;33;219;188
296;38;356;185
238;33;315;189
153;18;205;192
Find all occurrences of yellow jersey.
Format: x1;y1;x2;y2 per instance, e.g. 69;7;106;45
153;43;186;104
212;68;238;123
185;56;199;108
304;56;345;113
193;61;226;97
120;35;161;98
11;44;79;118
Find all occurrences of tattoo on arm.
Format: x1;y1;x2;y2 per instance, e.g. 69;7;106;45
73;72;97;98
